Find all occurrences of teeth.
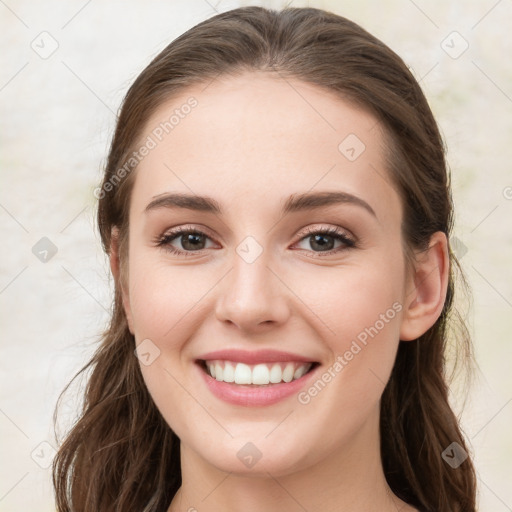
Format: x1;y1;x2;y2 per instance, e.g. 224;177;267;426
234;363;252;384
223;362;235;382
294;365;307;379
205;360;313;385
282;364;294;383
252;364;270;385
214;363;223;381
269;364;282;383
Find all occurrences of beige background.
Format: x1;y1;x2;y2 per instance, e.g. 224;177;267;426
1;0;511;510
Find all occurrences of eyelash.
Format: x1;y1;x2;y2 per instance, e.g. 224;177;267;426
155;224;357;258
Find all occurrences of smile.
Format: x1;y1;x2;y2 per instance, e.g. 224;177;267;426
199;359;317;386
195;356;320;406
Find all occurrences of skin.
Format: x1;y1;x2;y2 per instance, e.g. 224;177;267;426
110;71;449;512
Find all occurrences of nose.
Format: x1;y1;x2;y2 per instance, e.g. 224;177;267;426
215;247;291;333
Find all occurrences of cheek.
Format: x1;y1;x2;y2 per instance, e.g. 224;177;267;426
125;244;406;465
127;245;405;362
292;256;403;341
290;257;404;403
127;253;213;340
126;256;205;434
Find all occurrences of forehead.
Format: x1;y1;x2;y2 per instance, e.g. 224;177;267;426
130;71;401;226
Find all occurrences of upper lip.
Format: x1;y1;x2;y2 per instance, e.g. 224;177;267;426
196;349;318;365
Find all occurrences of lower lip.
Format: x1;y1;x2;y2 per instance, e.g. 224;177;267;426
196;362;319;407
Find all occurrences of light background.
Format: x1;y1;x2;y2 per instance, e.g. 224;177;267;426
1;0;511;510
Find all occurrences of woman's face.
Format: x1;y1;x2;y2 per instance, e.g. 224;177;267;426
120;71;412;476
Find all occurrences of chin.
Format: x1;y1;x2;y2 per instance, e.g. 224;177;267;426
192;434;314;478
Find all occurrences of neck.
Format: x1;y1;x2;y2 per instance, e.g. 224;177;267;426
167;408;414;512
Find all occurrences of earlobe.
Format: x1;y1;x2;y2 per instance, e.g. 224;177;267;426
399;231;449;342
110;227;135;334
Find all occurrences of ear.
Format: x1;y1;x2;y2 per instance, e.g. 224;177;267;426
110;227;134;334
399;231;449;341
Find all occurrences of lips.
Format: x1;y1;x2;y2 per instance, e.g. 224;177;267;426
196;348;317;365
194;348;320;405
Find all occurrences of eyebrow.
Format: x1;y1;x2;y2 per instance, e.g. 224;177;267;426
144;190;377;218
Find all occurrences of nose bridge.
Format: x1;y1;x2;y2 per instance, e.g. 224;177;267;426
215;234;289;330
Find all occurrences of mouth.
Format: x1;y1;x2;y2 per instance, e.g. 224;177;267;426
194;348;322;406
196;359;320;387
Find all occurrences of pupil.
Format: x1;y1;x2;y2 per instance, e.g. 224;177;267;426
311;234;333;251
179;233;336;252
183;233;204;250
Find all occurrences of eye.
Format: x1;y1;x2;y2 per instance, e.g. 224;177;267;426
293;226;356;256
155;224;356;257
155;225;216;256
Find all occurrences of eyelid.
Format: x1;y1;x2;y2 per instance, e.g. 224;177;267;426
154;224;219;253
157;223;355;242
296;224;355;242
158;223;218;242
155;223;357;256
291;225;357;256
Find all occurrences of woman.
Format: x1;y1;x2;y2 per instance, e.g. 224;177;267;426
53;6;477;511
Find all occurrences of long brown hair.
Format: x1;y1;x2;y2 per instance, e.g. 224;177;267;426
52;6;478;511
